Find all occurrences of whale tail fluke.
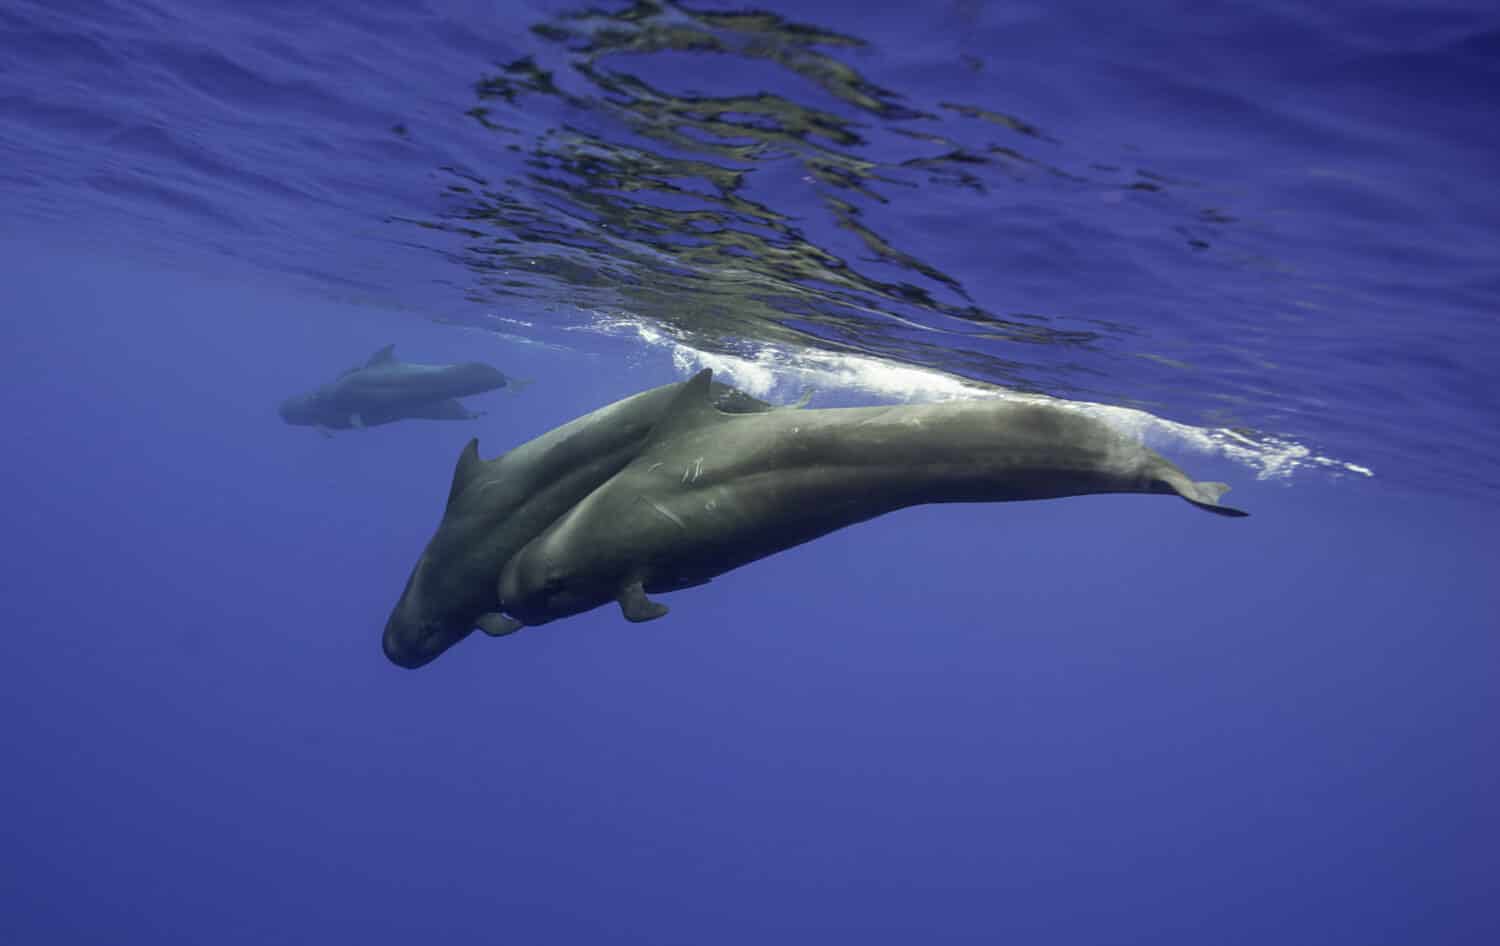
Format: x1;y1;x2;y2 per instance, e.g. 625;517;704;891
1174;478;1249;517
1153;465;1249;516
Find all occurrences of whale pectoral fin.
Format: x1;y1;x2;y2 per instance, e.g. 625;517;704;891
476;612;523;637
618;581;669;623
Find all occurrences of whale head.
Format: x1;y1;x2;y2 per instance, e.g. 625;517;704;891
381;554;479;669
277;394;323;426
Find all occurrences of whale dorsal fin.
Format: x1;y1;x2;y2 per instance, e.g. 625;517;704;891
645;369;724;445
447;438;483;508
341;344;397;377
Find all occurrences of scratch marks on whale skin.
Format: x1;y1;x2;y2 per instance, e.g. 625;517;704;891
681;456;705;483
639;494;687;530
474;478;506;497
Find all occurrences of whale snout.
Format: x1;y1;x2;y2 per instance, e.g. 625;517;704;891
382;576;476;669
382;614;471;669
497;552;598;626
382;620;434;669
444;363;510;396
497;554;552;622
277;397;315;425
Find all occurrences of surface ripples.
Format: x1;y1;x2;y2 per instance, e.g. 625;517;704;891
2;0;1496;497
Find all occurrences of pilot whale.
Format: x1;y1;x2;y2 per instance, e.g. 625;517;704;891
381;377;797;668
278;344;527;433
498;369;1248;628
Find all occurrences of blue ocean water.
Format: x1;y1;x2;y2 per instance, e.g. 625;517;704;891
1;1;1496;943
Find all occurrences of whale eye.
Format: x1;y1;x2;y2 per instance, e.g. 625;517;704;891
536;570;567;598
538;557;569;589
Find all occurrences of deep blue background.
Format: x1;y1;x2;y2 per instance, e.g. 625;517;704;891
2;243;1496;944
3;0;1499;943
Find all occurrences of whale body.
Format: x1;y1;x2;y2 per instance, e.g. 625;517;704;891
498;369;1248;627
279;344;522;432
381;377;792;668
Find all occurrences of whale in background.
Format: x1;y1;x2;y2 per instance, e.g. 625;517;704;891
278;344;527;433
